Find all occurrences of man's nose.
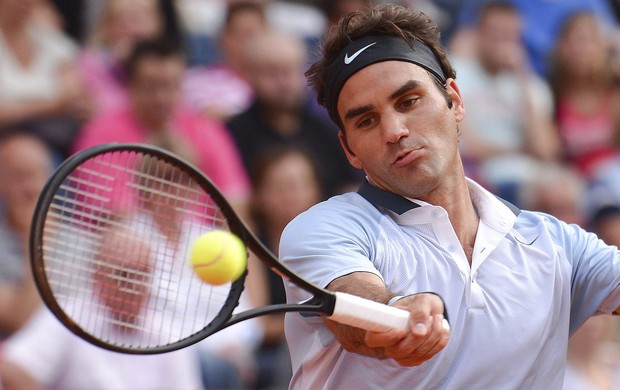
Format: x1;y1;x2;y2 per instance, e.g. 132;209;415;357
382;114;409;144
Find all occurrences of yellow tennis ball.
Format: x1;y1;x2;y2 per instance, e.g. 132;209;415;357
190;230;247;285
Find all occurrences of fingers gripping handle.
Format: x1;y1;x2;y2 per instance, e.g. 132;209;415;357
329;292;410;331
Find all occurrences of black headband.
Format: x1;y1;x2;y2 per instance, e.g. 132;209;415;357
324;35;446;124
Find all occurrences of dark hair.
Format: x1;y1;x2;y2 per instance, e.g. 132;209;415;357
306;4;456;127
124;38;185;82
589;204;620;232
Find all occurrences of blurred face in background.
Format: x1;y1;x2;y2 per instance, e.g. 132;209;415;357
0;134;53;235
220;5;267;71
476;5;525;74
554;12;609;79
253;149;323;229
98;0;163;59
243;32;307;111
94;232;153;327
129;54;185;131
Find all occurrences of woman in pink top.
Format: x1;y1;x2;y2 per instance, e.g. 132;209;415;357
548;11;620;178
73;39;251;213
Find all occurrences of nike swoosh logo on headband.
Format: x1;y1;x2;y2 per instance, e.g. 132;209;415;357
344;42;377;64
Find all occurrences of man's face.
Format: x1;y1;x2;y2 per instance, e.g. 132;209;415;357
129;55;185;129
336;61;464;200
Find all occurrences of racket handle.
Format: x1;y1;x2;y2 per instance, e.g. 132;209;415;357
330;292;410;331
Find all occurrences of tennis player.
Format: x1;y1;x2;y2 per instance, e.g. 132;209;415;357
279;4;620;389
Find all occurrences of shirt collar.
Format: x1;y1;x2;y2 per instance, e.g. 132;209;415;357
357;178;519;232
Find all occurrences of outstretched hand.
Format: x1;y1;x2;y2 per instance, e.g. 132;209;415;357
364;293;450;366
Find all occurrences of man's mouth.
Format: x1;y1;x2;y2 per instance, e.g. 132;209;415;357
393;147;423;167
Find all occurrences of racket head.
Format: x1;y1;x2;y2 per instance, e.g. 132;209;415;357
30;143;248;354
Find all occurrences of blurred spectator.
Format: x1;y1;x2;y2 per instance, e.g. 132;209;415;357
451;1;560;206
563;314;620;390
590;204;620;247
454;0;619;77
0;228;204;390
563;203;620;389
520;162;588;227
182;1;268;122
248;145;324;389
0;0;92;158
548;10;620;180
518;155;620;390
73;38;251;215
76;0;178;114
0;133;53;338
227;30;361;197
178;0;327;64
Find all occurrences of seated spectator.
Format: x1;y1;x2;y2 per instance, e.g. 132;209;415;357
0;0;93;158
519;162;588;227
0;226;205;389
548;10;620;180
76;0;174;114
227;30;361;198
589;205;620;247
0;132;54;338
182;1;267;122
73;38;251;215
563;204;620;389
450;1;560;206
454;0;618;77
563;314;620;390
248;145;325;389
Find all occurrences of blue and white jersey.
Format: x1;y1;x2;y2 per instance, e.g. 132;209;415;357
280;178;620;390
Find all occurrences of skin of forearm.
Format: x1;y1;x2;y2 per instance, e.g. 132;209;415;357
323;274;398;357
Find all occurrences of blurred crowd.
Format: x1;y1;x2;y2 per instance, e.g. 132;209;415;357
0;0;619;389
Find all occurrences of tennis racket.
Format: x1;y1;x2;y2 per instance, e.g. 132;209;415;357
30;143;411;354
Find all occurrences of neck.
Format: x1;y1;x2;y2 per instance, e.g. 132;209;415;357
421;175;479;263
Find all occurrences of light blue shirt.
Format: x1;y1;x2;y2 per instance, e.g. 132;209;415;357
280;178;620;389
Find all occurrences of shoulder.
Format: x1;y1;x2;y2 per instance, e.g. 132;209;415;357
281;192;384;248
73;108;136;152
513;210;603;255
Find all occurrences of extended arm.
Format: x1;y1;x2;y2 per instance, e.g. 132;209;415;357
323;271;450;366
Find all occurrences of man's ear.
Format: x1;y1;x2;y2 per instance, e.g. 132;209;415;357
338;130;362;169
446;78;465;122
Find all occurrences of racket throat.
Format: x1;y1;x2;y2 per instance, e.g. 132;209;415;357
298;295;336;318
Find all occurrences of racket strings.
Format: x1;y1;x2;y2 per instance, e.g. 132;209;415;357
41;150;236;350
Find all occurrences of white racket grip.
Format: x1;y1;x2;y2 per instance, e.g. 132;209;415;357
330;292;410;332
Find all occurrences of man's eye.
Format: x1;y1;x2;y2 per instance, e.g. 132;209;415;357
399;98;418;109
358;117;375;128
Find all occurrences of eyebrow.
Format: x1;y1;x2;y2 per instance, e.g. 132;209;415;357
389;80;422;101
344;104;375;122
343;80;423;123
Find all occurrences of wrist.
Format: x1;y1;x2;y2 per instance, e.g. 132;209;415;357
387;295;404;306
